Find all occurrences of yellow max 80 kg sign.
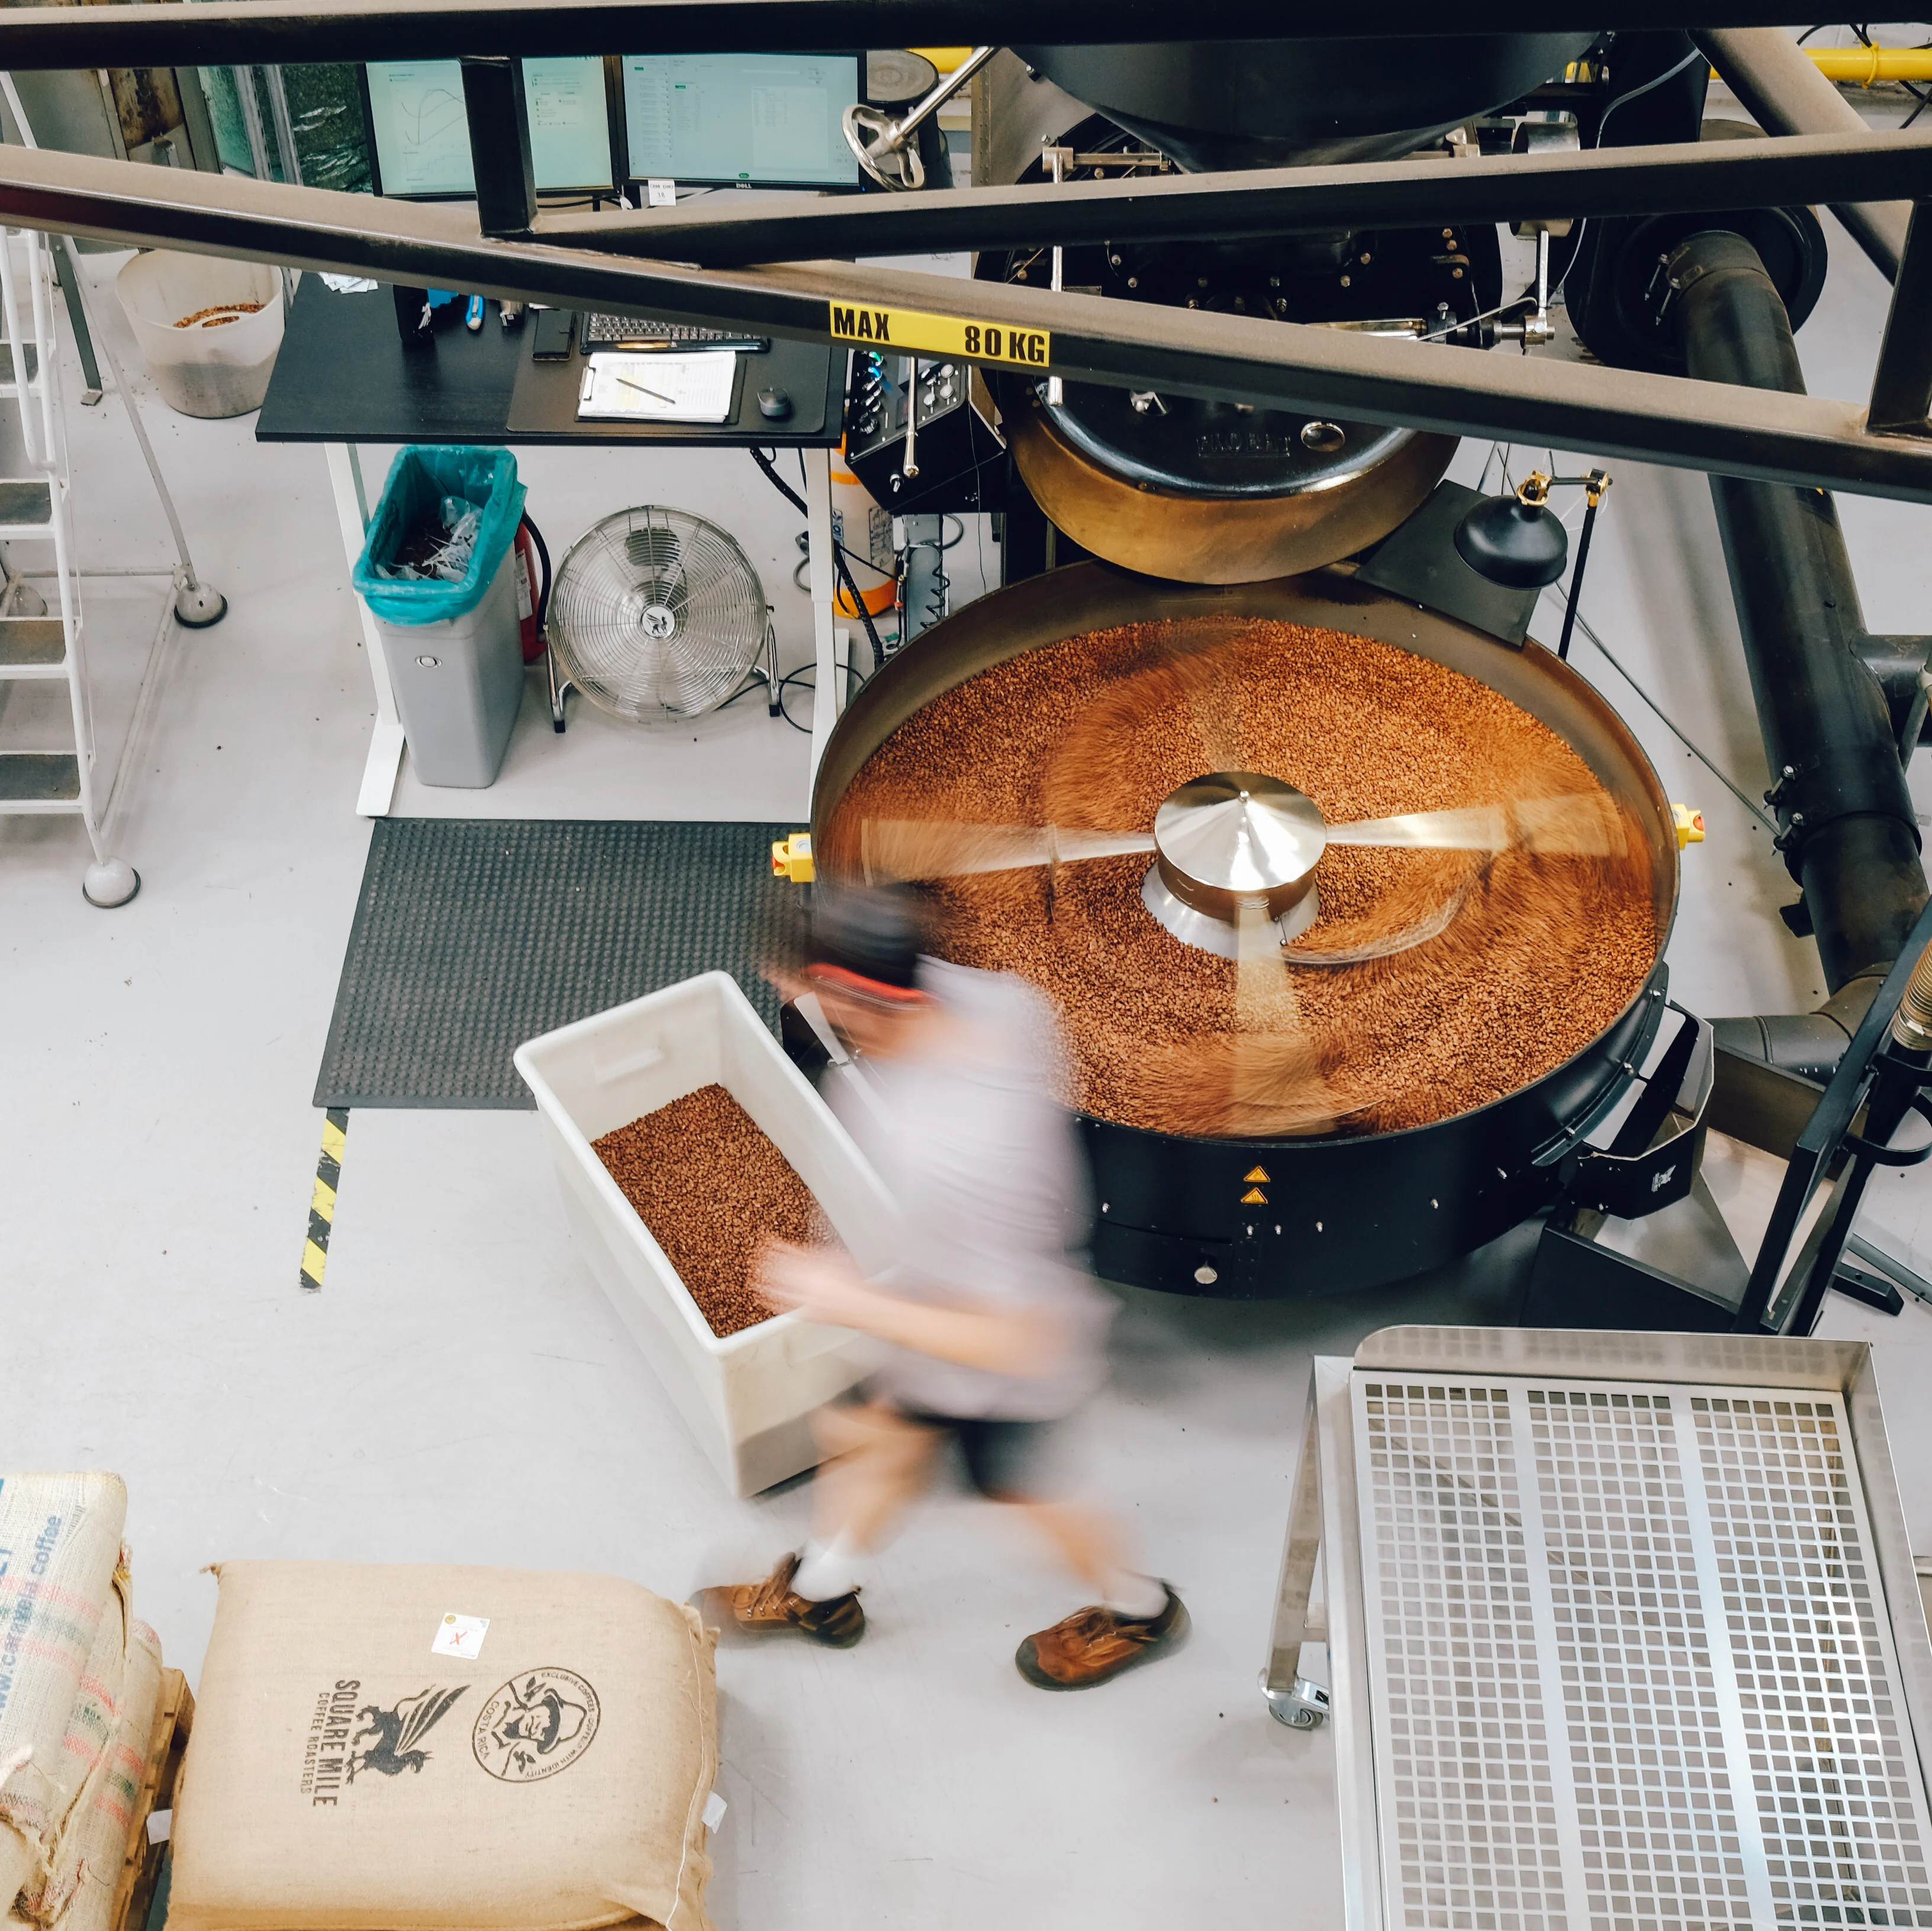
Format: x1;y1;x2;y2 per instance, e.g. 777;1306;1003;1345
827;301;1051;367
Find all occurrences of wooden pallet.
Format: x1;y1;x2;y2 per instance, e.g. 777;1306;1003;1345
111;1669;193;1931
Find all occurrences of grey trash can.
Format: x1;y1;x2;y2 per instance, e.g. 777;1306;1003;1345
352;445;527;789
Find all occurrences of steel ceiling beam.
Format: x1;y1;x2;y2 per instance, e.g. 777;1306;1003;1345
1699;26;1911;281
5;143;1931;504
0;0;1859;69
533;131;1932;266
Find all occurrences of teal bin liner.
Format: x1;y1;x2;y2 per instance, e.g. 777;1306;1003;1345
352;444;526;624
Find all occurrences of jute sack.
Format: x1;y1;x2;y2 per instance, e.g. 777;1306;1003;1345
11;1555;134;1910
16;1619;160;1931
47;1565;132;1826
0;1477;130;1907
169;1563;718;1931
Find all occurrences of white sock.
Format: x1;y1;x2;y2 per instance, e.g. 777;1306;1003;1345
1100;1571;1169;1620
792;1533;865;1601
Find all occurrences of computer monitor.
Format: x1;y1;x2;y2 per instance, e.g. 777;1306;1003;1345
620;52;861;190
362;56;616;198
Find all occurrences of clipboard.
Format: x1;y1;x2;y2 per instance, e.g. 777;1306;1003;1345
577;352;740;424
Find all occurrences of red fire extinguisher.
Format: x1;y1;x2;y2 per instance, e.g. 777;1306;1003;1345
511;515;551;663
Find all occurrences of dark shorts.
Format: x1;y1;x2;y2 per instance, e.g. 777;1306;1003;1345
894;1405;1053;1502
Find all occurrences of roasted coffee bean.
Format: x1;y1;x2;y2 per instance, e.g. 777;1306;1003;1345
594;1084;830;1337
821;619;1657;1138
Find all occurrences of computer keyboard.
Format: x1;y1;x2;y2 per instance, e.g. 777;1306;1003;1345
581;312;768;352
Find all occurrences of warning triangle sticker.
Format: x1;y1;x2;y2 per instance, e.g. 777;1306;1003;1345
1243;1166;1271;1184
1240;1187;1268;1205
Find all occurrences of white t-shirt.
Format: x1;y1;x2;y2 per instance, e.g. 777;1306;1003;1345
827;959;1113;1421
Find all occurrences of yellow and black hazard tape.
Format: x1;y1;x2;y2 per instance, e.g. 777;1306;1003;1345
300;1108;347;1292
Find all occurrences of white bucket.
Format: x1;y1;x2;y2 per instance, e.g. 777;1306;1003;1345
114;250;283;418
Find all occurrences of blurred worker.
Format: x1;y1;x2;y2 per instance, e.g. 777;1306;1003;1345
701;885;1184;1690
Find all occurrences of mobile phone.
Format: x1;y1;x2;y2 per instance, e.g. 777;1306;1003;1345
532;308;575;360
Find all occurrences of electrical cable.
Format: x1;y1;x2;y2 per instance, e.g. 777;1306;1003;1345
900;519;951;636
1594;46;1706;143
749;446;886;670
520;512;552;636
1841;23;1932;128
751;444;806;513
1541;591;1780;834
775;682;813;731
775;656;863;733
1476;430;1767;812
1419;242;1587;343
837;540;894;578
793;535;897;588
1424;48;1708;347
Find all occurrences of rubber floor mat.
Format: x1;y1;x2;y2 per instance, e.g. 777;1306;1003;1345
315;818;796;1107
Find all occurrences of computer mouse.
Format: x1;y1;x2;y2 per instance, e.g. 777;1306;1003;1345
758;386;793;421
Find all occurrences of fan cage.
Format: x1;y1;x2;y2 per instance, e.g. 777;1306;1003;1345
548;505;769;723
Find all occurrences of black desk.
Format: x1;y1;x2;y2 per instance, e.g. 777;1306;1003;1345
256;277;841;447
255;276;846;818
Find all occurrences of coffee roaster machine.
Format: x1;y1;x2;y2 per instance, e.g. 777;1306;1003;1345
814;30;1932;1329
4;7;1928;1333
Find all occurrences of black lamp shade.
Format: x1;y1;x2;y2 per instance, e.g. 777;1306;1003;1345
1453;494;1570;589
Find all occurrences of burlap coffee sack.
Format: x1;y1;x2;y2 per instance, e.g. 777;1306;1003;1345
16;1619;160;1931
14;1556;133;1909
170;1563;717;1931
0;1477;130;1905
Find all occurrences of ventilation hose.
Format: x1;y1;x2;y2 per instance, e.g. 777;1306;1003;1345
1667;228;1928;1072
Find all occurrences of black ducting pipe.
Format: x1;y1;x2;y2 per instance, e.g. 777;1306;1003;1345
1664;229;1929;1072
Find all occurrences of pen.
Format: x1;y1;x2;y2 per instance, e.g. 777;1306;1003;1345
615;374;675;405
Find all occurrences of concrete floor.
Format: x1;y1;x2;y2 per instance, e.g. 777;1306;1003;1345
3;159;1931;1931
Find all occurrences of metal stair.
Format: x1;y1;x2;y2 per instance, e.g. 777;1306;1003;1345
0;224;136;902
0;750;80;801
0;476;54;536
0;72;231;903
0;614;65;675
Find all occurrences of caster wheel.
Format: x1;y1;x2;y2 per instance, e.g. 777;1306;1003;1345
83;858;140;908
1261;1673;1331;1730
175;580;227;627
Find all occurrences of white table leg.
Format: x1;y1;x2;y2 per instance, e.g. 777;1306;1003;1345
323;441;404;817
804;444;842;799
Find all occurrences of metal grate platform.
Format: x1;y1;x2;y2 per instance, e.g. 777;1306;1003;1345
1265;1333;1932;1931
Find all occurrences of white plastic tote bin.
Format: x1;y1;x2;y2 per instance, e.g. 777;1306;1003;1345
115;250;283;417
515;971;897;1496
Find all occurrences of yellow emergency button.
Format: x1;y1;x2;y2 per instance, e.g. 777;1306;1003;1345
1672;803;1705;850
1240;1187;1268;1206
771;831;815;882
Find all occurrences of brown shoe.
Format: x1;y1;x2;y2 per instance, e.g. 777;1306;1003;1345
1015;1586;1187;1690
697;1552;865;1649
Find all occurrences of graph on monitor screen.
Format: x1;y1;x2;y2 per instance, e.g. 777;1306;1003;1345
368;63;471;195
